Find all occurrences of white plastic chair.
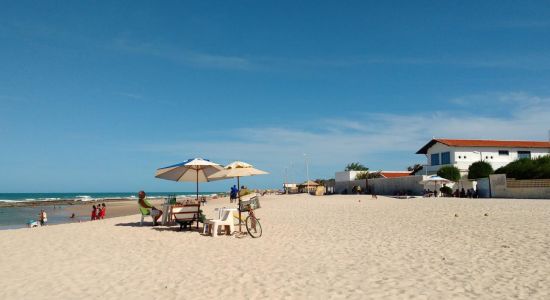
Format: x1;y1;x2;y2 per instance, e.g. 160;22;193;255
204;209;235;237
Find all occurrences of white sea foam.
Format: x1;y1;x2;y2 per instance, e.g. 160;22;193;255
75;196;93;201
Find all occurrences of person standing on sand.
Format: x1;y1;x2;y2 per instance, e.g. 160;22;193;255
137;191;163;225
230;185;237;203
97;205;103;220
39;209;48;226
91;205;97;220
100;203;106;219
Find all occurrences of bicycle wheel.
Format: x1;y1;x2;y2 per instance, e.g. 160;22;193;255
245;214;262;238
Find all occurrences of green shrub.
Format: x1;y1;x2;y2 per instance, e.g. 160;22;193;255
439;186;453;196
495;155;550;179
468;161;494;179
437;165;461;181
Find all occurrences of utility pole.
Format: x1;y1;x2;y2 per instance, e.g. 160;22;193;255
284;167;288;194
304;153;309;195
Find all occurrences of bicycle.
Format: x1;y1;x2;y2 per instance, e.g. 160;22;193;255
237;197;263;238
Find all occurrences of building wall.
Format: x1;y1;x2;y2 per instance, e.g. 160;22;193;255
334;175;469;196
485;174;550;199
368;175;426;196
476;178;491;198
335;171;361;182
334;179;366;194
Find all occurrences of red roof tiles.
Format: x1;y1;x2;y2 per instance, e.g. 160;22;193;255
417;139;550;154
380;171;412;178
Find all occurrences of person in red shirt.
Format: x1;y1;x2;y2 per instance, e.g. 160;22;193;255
100;203;106;219
91;205;97;220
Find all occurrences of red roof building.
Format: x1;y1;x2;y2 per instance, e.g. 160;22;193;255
416;138;550;176
417;139;550;154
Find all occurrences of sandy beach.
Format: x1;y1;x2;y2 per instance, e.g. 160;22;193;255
1;194;549;299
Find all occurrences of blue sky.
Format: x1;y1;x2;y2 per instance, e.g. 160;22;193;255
1;1;550;192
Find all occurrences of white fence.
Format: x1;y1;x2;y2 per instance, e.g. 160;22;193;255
334;175;427;196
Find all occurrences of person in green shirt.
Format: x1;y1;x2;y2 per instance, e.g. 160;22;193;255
138;190;163;225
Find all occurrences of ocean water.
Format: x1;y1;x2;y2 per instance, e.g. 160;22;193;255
0;192;220;203
0;192;222;228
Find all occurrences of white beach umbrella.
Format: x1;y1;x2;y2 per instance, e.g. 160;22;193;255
420;175;452;184
155;158;224;228
210;161;269;178
420;175;453;195
209;161;269;231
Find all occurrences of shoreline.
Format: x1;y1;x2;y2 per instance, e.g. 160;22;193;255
0;197;138;208
0;196;224;229
0;193;228;208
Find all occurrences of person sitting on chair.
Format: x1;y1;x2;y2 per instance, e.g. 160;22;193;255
138;191;163;225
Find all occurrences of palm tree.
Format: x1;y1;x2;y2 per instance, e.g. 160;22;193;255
345;162;369;171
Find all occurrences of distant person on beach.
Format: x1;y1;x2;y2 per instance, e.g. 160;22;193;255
97;205;103;220
91;205;97;220
70;213;75;219
230;185;237;203
39;210;47;226
100;203;106;219
138;191;162;225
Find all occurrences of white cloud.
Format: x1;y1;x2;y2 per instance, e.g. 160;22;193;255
138;92;550;182
112;39;253;70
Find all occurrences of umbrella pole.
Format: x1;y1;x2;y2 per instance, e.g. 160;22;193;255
238;176;242;232
196;169;200;229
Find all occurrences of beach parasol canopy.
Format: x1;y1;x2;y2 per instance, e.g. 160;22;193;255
420;175;453;184
209;161;269;179
155;158;224;183
420;175;453;196
155;158;224;229
209;161;269;231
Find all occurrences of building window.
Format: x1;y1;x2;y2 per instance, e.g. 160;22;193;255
518;151;531;159
441;152;451;164
431;153;440;165
499;150;509;156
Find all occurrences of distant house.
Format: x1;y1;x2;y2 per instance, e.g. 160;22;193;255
416;138;550;176
297;180;319;193
283;183;298;194
334;170;412;194
335;170;411;181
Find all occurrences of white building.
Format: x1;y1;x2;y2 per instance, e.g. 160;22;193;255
416;139;550;176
